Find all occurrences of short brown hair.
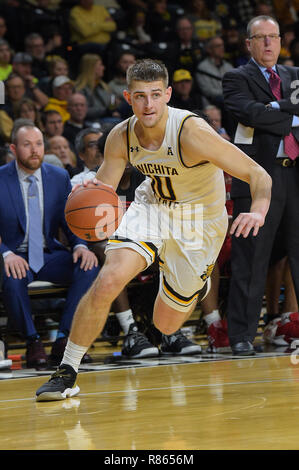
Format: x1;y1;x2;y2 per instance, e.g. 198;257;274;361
126;58;169;89
11;121;40;144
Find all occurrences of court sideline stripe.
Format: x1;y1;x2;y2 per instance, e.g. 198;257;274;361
0;376;299;404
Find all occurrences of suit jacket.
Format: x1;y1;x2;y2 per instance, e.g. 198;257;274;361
222;58;299;198
0;161;87;256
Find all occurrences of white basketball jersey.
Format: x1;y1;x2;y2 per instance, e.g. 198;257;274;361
127;106;226;218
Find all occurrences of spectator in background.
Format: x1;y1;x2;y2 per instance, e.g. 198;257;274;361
108;52;136;102
172;16;203;75
63;93;91;148
0;145;15;166
12;52;49;109
187;0;222;43
0;3;23;51
108;52;135;119
38;56;69;97
21;0;63;40
196;36;233;109
0;15;8;41
0;74;28;142
41;110;64;140
42;25;67;59
70;127;104;187
124;9;151;48
234;0;255;29
0;39;12;81
196;35;234;133
47;135;78;177
204;105;230;140
15;98;44;131
279;25;296;61
222;18;250;67
255;0;276;17
44;75;74;123
75;53;122;125
273;0;299;26
169;69;203;111
25;33;49;79
119;0;148;13
69;0;117;56
144;0;176;43
289;37;299;66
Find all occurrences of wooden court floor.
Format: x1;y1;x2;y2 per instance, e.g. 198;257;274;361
1;351;299;450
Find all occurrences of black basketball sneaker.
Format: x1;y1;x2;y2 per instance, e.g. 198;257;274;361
36;364;79;401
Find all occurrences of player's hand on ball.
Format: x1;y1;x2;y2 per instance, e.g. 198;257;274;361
70;179;98;196
70;179;114;197
230;212;265;238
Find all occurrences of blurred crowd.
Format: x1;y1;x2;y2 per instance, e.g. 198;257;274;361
1;0;299;164
1;0;299;357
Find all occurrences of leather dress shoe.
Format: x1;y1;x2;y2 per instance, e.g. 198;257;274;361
26;339;48;370
231;341;256;356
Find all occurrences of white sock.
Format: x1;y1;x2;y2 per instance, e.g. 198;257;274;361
116;309;134;334
61;339;88;373
204;310;221;327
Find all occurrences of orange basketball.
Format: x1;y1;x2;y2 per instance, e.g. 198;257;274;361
65;182;124;242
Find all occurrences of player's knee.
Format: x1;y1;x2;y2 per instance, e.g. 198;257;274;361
153;318;179;336
92;268;125;301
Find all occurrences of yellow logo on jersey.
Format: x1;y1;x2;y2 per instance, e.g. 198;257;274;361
200;263;215;281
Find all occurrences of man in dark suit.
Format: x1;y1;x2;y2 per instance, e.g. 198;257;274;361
222;15;299;355
0;123;99;369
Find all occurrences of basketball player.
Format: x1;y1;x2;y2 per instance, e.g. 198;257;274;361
36;59;271;401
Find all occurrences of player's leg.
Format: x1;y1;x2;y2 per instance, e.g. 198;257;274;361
153;293;197;335
35;248;146;401
153;206;226;355
68;247;146;346
153;289;203;356
36;197;160;400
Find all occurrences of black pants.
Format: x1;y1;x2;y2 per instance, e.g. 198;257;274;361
227;164;299;345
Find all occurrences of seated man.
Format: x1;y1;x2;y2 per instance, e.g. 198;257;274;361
0;123;99;369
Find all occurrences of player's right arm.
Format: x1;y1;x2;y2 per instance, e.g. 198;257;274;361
95;120;129;190
71;121;129;194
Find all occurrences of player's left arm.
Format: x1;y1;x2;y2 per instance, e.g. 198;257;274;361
181;117;272;237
